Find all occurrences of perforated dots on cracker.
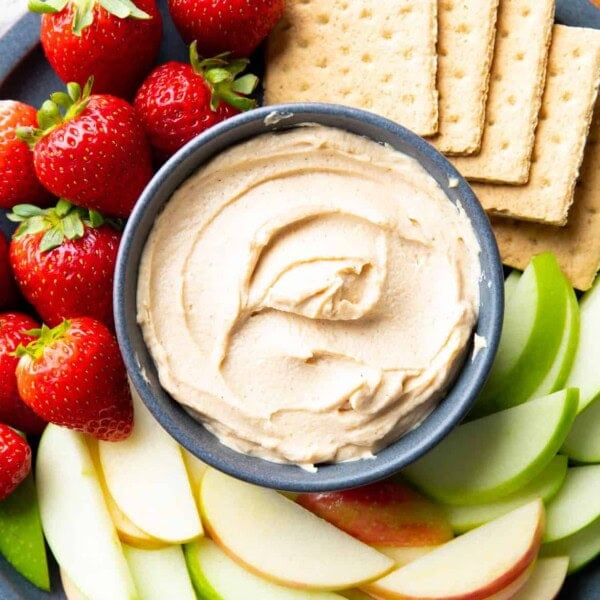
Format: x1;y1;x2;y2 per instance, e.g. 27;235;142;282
451;0;555;183
264;0;439;137
432;0;500;156
473;24;600;225
491;98;600;291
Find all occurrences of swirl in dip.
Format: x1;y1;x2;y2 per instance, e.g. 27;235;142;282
137;126;481;468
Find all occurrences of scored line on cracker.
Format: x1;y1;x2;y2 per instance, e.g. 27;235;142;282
263;0;439;137
431;0;500;156
473;24;600;225
451;0;555;183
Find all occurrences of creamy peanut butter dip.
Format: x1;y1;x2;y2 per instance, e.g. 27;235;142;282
137;126;481;467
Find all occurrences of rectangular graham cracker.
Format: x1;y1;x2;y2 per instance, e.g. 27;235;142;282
473;25;600;225
431;0;500;155
490;101;600;291
263;0;439;137
451;0;555;183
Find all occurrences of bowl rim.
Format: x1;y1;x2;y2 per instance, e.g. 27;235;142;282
114;102;504;492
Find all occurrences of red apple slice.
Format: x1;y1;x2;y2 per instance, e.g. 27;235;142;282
199;467;394;590
296;479;453;547
483;561;536;600
362;500;544;600
512;557;569;600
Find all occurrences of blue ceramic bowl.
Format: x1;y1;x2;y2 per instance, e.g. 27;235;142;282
114;103;504;492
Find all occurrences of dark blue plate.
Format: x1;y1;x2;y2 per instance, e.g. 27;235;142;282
1;0;599;597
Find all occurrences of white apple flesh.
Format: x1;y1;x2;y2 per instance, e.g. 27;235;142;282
87;437;167;550
199;467;394;590
36;425;137;600
482;561;536;600
181;448;208;499
60;568;89;600
98;386;202;544
511;557;569;600
123;544;196;600
374;546;437;567
185;537;346;599
362;500;544;600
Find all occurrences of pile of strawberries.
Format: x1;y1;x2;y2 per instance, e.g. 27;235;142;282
0;0;284;501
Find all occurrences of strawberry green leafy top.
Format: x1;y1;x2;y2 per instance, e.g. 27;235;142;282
29;0;151;35
8;199;119;252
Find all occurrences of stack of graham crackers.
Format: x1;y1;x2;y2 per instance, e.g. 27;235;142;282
263;0;600;290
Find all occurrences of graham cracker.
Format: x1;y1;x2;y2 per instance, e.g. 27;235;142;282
431;0;500;155
263;0;439;137
451;0;555;183
490;100;600;291
473;24;600;225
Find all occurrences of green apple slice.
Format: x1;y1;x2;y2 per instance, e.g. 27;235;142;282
123;545;195;600
444;455;567;533
36;424;138;600
527;280;579;400
0;473;49;590
564;274;600;413
199;467;394;590
541;515;600;573
503;270;521;303
98;387;202;544
184;537;345;599
363;500;544;600
562;395;600;462
472;253;569;417
403;389;578;505
511;557;569;600
544;465;600;542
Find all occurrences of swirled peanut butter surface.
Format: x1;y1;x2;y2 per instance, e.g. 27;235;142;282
137;126;481;467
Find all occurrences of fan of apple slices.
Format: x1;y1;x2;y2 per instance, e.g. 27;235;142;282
12;252;600;599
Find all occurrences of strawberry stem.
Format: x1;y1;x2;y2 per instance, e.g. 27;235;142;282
189;43;259;113
7;199;108;252
16;78;94;148
29;0;151;36
13;321;71;361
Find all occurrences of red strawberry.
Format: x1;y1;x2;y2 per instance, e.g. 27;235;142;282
0;100;53;209
0;235;19;310
31;0;162;99
17;80;153;218
167;0;284;58
134;44;258;160
0;312;47;435
8;199;121;329
15;318;133;441
0;425;31;500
